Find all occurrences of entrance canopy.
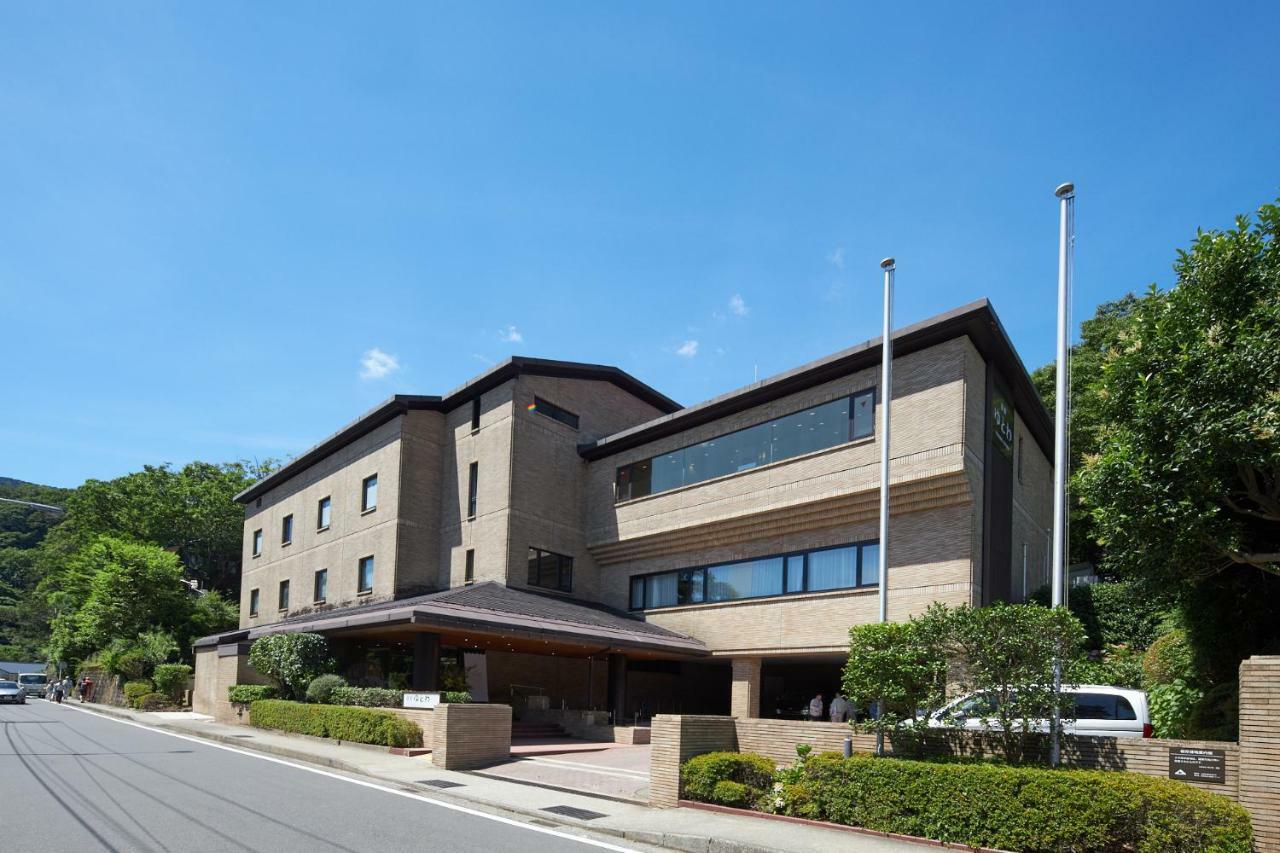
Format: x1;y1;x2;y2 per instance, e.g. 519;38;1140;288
195;582;709;661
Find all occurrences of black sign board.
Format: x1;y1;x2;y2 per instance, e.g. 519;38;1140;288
1169;747;1226;784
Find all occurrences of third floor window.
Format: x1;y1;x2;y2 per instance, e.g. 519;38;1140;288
362;474;378;512
317;496;331;530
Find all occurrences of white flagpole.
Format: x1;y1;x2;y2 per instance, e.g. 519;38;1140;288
875;256;894;757
1050;181;1075;768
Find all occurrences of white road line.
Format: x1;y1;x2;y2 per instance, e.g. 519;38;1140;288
47;701;639;852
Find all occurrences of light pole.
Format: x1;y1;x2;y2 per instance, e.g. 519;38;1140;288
1050;181;1075;768
875;256;894;757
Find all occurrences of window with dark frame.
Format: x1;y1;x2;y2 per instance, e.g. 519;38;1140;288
629;540;878;610
278;579;290;611
464;549;475;584
526;547;573;593
252;528;263;557
615;389;875;501
467;461;478;519
317;496;331;530
530;396;579;430
361;474;378;512
313;568;327;603
249;588;260;617
1016;436;1024;484
471;397;481;431
281;514;293;545
358;555;375;594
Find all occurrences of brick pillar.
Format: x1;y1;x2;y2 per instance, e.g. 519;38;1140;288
1239;655;1280;852
730;657;762;719
649;715;738;807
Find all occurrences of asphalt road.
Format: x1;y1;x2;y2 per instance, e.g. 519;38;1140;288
0;699;639;853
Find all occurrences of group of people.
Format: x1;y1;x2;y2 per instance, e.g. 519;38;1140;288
806;692;852;723
45;676;93;704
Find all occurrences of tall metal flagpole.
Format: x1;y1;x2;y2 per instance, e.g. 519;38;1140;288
875;257;894;757
1050;182;1075;768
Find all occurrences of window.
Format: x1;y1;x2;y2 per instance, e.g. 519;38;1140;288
317;496;331;530
464;549;475;584
467;462;478;519
252;528;263;557
629;540;879;610
526;547;573;593
530;396;579;430
278;579;290;611
249;588;260;617
1074;692;1138;721
1016;436;1024;484
281;514;293;545
615;390;875;501
358;555;375;594
471;397;482;432
361;474;378;512
313;569;328;603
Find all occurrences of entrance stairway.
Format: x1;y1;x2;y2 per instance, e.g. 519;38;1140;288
511;720;568;740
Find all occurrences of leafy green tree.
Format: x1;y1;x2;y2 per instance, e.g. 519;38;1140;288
842;621;947;754
248;633;333;701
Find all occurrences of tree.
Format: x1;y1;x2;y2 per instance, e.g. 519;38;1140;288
842;621;947;754
248;633;333;701
1079;200;1280;585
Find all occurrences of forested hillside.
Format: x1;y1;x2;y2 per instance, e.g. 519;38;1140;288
0;478;72;659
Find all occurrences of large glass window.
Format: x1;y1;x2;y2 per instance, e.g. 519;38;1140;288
860;542;880;587
616;390;875;501
531;396;580;430
527;547;573;593
630;540;878;610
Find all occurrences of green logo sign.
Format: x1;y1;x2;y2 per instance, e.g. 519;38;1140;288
992;394;1014;459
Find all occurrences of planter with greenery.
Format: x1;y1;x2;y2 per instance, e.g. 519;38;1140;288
249;699;422;748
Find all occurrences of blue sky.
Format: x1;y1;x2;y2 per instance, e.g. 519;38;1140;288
2;2;1277;488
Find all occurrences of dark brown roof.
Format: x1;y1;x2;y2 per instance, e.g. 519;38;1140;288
235;357;680;504
194;582;708;657
578;299;1053;462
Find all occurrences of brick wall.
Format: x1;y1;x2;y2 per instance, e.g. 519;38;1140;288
387;707;435;749
1240;656;1280;851
430;703;512;770
650;714;739;807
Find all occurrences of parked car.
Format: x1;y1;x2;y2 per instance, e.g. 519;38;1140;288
17;672;48;698
928;685;1153;738
0;680;27;704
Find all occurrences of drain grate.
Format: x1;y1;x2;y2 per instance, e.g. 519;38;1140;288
419;779;464;789
541;805;608;821
230;734;254;738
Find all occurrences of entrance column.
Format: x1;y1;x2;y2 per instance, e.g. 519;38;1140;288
730;656;762;718
412;633;440;691
607;653;627;722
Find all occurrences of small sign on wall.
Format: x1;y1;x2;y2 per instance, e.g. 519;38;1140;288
403;692;440;709
1168;747;1226;784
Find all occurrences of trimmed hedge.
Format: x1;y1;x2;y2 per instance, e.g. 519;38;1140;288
681;752;776;809
249;699;421;748
751;752;1252;853
305;674;346;705
329;686;403;708
137;692;169;711
123;680;155;708
228;684;278;704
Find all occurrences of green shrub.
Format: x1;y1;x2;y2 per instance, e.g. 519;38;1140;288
710;780;752;808
249;699;421;747
329;686;403;707
1148;680;1203;739
153;663;192;699
137;692;169;711
753;752;1251;853
305;674;347;705
1143;630;1195;686
248;633;333;700
228;683;278;704
442;690;471;704
1186;681;1239;741
123;680;155;708
680;752;775;805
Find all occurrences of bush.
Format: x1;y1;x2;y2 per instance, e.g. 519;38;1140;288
1186;681;1239;741
153;663;192;700
330;686;403;708
137;692;169;711
228;684;278;704
1031;581;1165;651
123;680;155;708
249;699;421;747
305;674;346;705
1148;680;1203;739
750;752;1251;853
248;633;333;700
710;780;752;808
442;690;471;704
1143;630;1196;686
680;752;775;807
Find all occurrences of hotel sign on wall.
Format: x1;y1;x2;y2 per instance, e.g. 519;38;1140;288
992;393;1015;459
403;692;441;709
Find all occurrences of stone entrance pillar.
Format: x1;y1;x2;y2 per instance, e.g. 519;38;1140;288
412;633;441;691
607;653;627;721
730;656;762;718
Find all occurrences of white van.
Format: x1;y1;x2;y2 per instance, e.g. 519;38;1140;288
929;685;1152;738
17;672;48;699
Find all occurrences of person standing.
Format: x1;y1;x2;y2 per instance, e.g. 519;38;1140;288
829;693;850;723
808;692;824;721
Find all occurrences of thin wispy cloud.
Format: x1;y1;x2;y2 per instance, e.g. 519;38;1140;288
359;347;400;380
728;294;749;317
675;340;699;358
827;247;845;269
499;324;523;343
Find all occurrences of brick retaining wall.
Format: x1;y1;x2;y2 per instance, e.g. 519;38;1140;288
430;703;511;770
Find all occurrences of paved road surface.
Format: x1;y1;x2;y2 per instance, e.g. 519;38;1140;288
1;699;639;853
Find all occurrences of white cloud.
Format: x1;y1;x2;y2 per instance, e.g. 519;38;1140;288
359;348;401;380
828;247;845;269
499;325;523;343
728;294;749;317
675;340;699;358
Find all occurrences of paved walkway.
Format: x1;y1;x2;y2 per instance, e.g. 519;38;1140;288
481;745;652;802
69;700;930;853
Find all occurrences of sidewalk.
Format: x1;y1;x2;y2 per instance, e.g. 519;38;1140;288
75;701;930;853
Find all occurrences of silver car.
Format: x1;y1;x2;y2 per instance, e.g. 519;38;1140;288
0;680;27;704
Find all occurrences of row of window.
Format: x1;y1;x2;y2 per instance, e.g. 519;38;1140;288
526;546;574;593
615;390;876;502
628;540;880;610
251;476;376;557
248;556;375;616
